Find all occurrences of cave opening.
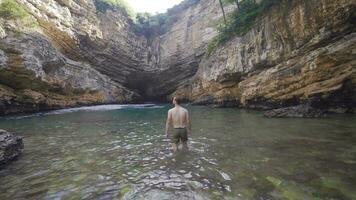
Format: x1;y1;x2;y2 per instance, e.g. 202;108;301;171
125;72;171;103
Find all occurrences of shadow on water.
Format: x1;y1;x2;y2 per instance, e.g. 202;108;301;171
0;105;355;199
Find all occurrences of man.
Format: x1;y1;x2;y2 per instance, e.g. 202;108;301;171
165;96;191;152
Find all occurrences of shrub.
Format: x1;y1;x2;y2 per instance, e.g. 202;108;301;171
133;12;172;42
133;0;201;41
0;0;30;19
206;0;280;56
94;0;135;19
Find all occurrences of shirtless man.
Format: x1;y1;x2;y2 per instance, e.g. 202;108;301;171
165;96;191;152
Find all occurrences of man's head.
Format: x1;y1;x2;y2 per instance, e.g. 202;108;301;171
172;96;180;106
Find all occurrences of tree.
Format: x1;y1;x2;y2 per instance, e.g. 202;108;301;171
225;0;240;9
218;0;227;25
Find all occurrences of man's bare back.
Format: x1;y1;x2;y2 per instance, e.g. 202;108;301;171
165;97;191;151
169;106;189;128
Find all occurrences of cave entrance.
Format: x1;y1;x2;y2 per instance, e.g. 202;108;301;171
125;72;169;103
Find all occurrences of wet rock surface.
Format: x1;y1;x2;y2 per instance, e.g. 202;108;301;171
0;129;24;167
264;105;326;118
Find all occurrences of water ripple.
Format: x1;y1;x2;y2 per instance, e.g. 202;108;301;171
1;106;355;199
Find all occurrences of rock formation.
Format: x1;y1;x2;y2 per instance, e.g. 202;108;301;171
0;0;153;115
0;129;24;167
264;105;326;118
173;0;356;113
0;0;355;115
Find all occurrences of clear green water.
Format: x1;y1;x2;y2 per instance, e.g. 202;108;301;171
0;105;356;200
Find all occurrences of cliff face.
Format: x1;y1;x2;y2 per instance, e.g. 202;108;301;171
172;0;356;112
129;0;235;100
0;0;145;114
0;0;355;114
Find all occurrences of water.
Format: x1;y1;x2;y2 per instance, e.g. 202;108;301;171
0;105;356;200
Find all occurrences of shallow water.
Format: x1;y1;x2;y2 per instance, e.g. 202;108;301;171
0;105;356;200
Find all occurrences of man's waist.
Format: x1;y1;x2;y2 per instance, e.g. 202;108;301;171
173;127;187;129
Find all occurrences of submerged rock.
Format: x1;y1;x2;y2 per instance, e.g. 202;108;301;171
266;176;317;200
123;189;208;200
264;105;326;118
0;129;24;167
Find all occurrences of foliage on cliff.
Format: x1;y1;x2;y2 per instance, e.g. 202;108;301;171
206;0;280;56
94;0;201;43
166;0;200;15
133;13;168;42
0;0;29;19
94;0;135;18
133;0;201;43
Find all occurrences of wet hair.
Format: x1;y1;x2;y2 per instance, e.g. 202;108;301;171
173;96;180;104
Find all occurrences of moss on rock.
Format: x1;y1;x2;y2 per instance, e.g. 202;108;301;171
0;0;29;20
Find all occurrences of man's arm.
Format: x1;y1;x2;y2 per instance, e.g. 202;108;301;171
165;110;172;138
186;111;192;134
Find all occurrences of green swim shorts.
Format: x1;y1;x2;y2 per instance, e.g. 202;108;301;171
171;128;188;144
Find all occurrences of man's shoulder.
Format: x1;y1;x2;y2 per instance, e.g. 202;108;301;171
169;106;188;113
181;107;188;113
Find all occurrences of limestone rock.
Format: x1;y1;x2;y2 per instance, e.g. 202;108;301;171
143;0;235;100
264;105;326;118
0;25;6;39
174;0;356;111
0;48;6;67
0;129;24;167
0;0;355;114
1;0;230;105
0;0;142;114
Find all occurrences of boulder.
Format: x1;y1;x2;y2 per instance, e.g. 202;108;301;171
264;105;326;118
0;129;24;167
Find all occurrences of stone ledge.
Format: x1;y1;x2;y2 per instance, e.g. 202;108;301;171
264;105;326;118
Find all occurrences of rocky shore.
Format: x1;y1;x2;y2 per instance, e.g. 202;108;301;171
0;129;24;167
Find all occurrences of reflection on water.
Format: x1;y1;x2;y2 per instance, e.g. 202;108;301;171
0;105;355;199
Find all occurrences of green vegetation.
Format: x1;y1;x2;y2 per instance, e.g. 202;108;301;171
0;0;30;19
0;0;38;27
206;0;280;56
132;0;200;43
94;0;170;41
94;0;200;43
94;0;177;37
266;176;282;186
133;12;170;42
119;185;131;197
94;0;135;18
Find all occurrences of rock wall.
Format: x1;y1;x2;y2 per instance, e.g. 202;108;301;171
0;0;145;115
173;0;356;112
141;0;234;100
0;0;355;114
